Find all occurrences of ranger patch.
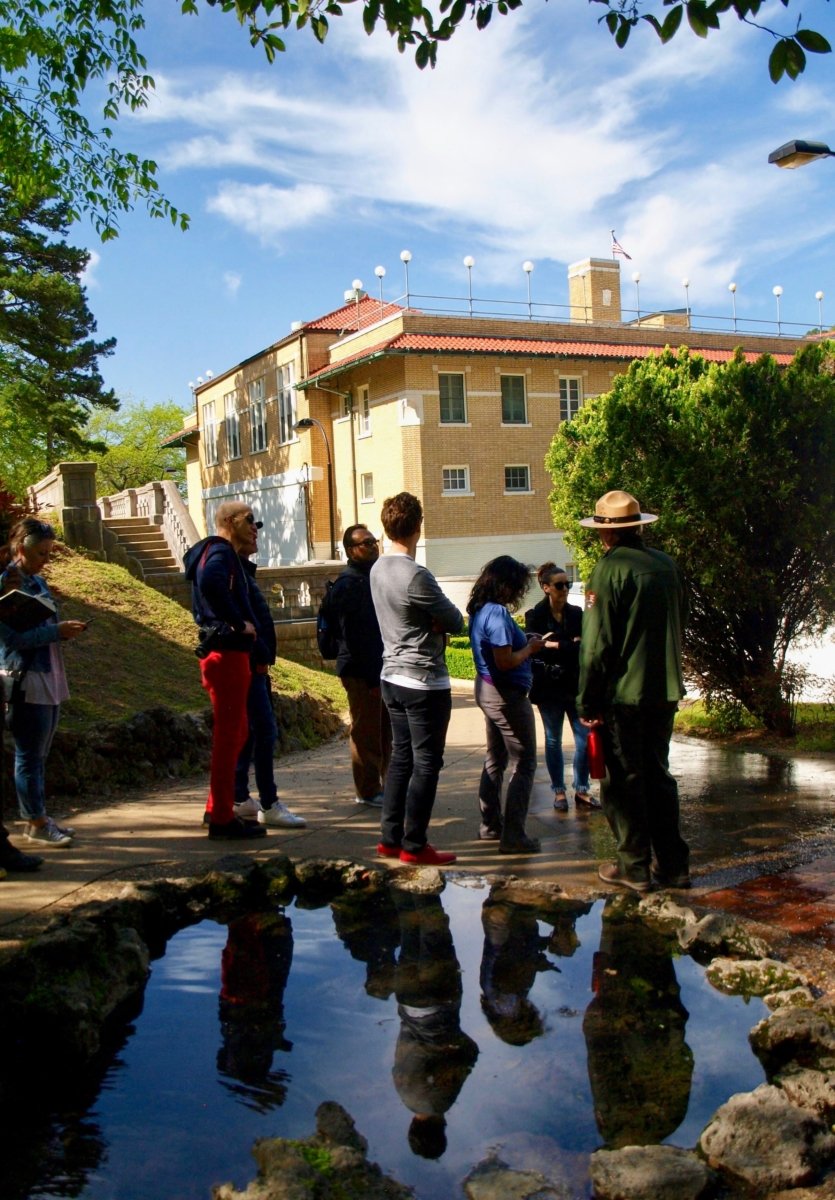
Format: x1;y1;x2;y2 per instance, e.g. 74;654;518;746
585;591;597;609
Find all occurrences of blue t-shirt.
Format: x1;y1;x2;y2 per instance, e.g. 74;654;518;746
470;602;532;690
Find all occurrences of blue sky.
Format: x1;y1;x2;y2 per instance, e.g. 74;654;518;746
79;0;835;410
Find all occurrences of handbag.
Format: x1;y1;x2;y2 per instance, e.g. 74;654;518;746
0;670;24;726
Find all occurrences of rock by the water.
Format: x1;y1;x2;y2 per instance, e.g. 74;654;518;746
589;1145;713;1200
678;912;771;961
750;1000;835;1074
705;956;807;997
699;1082;835;1190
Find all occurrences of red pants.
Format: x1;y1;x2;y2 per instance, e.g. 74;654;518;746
200;650;251;823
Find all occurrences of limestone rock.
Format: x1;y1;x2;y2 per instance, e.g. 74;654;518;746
637;892;696;933
678;912;771;962
764;986;817;1011
463;1157;571;1200
750;1000;835;1074
777;1067;835;1122
699;1082;835;1190
390;866;445;895
705;956;807;996
589;1145;713;1200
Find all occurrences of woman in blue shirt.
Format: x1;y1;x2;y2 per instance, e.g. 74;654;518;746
466;556;547;854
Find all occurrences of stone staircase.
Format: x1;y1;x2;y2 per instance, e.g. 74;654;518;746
103;516;181;583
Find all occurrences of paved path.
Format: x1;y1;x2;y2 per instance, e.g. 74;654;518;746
1;684;834;993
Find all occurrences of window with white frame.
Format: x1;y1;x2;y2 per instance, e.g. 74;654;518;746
501;375;527;424
224;391;241;459
358;385;371;436
249;377;267;452
203;400;219;466
360;472;374;502
559;377;583;422
277;363;296;444
504;464;531;493
439;373;466;423
442;465;470;494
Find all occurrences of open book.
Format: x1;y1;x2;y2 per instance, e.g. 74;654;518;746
0;589;57;631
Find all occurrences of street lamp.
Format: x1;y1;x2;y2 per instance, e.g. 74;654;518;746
632;271;641;324
773;285;783;335
816;290;825;331
374;264;386;314
728;282;737;332
463;255;475;316
400;249;412;306
682;277;690;322
768;139;835;169
522;260;534;319
294;417;337;560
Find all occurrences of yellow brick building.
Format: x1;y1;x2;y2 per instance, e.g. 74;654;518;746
176;257;806;594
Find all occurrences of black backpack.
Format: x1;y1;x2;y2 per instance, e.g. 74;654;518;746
316;580;340;659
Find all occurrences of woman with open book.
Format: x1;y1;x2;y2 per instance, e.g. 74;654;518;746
0;519;88;846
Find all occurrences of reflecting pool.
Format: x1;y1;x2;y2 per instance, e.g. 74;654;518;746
5;880;769;1200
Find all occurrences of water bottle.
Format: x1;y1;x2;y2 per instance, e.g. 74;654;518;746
587;728;606;780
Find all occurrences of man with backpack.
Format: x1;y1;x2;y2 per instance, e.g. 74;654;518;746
320;524;390;807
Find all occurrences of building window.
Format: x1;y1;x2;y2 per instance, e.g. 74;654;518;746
501;375;527;424
224;391;241;459
439;373;466;424
249;378;267;453
358;385;371;436
277;363;296;445
360;472;374;502
559;377;583;422
203;401;219;466
504;465;531;493
442;465;470;494
565;563;579;583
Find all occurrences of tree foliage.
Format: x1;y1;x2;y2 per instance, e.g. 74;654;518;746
0;0;829;241
0;189;119;495
545;344;835;735
85;401;190;493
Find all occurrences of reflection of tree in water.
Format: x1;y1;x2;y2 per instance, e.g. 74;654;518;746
479;894;589;1046
583;898;694;1148
390;888;478;1160
331;889;401;1000
216;910;294;1113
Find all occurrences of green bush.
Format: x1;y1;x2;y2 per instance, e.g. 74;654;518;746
446;634;474;681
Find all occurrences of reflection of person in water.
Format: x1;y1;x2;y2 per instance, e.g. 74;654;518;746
583;898;694;1147
217;911;294;1111
390;888;478;1159
330;890;401;1001
479;898;560;1045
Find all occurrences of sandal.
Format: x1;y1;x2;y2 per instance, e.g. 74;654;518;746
575;791;602;810
552;791;569;812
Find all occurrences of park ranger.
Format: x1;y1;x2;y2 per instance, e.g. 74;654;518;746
577;490;690;893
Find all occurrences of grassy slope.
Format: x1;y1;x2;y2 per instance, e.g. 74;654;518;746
41;548;345;733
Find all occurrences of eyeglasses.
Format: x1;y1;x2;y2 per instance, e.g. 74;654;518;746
242;514;263;529
550;581;570;590
353;537;378;548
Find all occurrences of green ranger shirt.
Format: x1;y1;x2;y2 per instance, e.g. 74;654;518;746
577;539;688;716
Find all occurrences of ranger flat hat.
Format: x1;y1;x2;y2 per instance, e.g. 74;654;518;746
579;490;658;528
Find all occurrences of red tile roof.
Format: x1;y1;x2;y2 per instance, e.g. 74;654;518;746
304;295;405;333
303;332;795;384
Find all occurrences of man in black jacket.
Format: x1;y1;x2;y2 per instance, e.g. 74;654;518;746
183;502;267;840
328;524;390;806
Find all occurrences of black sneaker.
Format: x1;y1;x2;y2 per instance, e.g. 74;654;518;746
0;845;44;872
651;869;692;889
208;817;267;840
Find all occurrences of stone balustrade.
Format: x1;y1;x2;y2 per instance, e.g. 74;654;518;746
99;479;200;569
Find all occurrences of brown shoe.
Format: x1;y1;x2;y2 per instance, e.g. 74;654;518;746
552;791;569;812
598;862;651;894
574;791;602;810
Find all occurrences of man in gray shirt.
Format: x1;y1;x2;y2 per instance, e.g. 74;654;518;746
370;492;464;866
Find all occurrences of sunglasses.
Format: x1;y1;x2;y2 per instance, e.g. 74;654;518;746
354;537;378;548
550;581;570;590
242;514;263;529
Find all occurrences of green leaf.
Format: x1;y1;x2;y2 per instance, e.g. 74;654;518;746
605;10;618;33
685;1;709;37
614;16;631;46
794;29;831;54
784;37;806;78
659;4;683;40
475;3;492;29
768;38;787;82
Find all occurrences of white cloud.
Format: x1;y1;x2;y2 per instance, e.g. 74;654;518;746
223;271;242;297
82;249;101;288
206;181;333;244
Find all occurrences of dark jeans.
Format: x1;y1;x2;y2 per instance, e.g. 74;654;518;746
10;700;60;822
475;677;537;842
537;699;590;793
600;703;689;883
380;682;452;854
235;669;278;808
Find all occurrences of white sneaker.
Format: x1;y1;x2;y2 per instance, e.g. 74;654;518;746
258;802;306;828
233;797;263;820
25;819;73;846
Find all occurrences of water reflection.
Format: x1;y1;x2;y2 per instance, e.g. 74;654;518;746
480;899;556;1045
583;897;694;1148
331;890;400;999
390;889;478;1159
216;911;294;1112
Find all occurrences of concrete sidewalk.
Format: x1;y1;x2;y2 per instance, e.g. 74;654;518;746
1;684;834;992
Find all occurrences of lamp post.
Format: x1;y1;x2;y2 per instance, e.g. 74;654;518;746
522;260;534;319
374;265;386;314
768;139;835;169
728;282;737;332
816;289;825;331
294;417;337;560
682;277;690;323
400;249;412;306
463;255;475;316
352;278;363;330
773;285;783;335
632;271;641;324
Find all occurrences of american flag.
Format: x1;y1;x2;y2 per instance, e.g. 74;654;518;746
611;231;632;260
